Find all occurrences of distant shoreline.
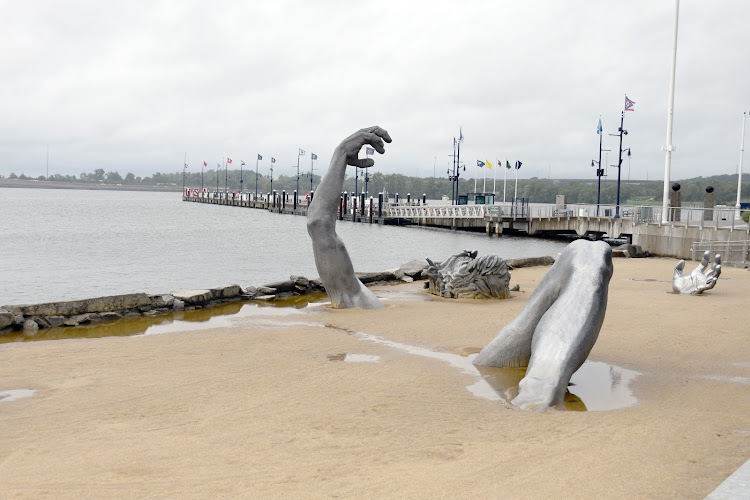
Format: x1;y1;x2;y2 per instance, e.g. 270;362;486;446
0;178;181;193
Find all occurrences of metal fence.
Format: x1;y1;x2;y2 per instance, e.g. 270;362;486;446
691;240;750;267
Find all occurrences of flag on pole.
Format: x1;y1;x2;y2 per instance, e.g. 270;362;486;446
299;149;305;156
624;95;636;112
477;160;485;167
515;161;522;170
203;161;207;168
459;127;464;143
241;160;246;166
227;158;232;164
184;163;188;169
271;157;276;163
486;160;492;169
311;153;317;160
597;118;603;135
257;154;262;161
216;162;220;169
365;147;375;155
506;160;512;169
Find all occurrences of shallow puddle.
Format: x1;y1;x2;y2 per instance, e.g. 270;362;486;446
0;389;36;403
0;297;328;344
352;332;640;411
327;353;381;363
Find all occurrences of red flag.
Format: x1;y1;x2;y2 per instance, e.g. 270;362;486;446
227;158;233;164
203;161;207;167
184;163;188;169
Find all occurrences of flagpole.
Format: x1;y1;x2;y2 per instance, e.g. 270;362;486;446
514;162;519;207
310;153;314;193
661;0;680;223
224;155;228;196
182;152;186;193
503;158;507;205
474;158;478;194
201;162;204;193
483;158;486;194
240;159;243;194
255;156;259;201
493;161;496;198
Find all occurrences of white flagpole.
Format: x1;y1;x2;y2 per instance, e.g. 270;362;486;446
493;161;496;197
503;158;507;205
483;158;486;194
514;162;519;204
474;158;478;194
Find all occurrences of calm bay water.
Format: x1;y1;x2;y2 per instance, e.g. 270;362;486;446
0;188;568;306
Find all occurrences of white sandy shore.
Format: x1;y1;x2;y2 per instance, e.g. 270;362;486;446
0;257;748;498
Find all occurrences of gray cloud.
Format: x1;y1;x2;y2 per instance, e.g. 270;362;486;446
1;0;748;183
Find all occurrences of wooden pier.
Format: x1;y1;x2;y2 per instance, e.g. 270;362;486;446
183;194;749;260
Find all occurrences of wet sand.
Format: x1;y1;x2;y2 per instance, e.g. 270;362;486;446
0;257;748;498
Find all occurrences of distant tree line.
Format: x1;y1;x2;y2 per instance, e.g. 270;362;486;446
4;168;748;205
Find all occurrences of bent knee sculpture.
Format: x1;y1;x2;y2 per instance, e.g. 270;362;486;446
473;240;613;411
306;126;391;309
672;251;721;295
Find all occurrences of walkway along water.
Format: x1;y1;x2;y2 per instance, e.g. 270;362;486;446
183;190;750;262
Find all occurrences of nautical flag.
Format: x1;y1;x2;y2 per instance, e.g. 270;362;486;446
203;161;207;167
257;154;262;161
241;161;246;166
506;160;511;169
227;158;233;164
365;147;375;155
459;127;464;143
624;95;636;112
299;149;305;156
486;160;492;169
311;153;317;160
597;118;603;135
515;161;522;170
184;163;188;169
477;160;485;167
271;157;276;163
217;162;220;169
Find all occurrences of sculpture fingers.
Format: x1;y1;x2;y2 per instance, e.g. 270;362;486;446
360;126;392;144
348;157;375;168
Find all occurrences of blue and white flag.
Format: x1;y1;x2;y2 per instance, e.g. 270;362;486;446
241;161;245;166
477;160;485;167
365;147;375;155
459;127;464;143
624;95;636;112
271;157;276;163
299;149;305;156
257;154;262;161
515;161;522;170
597;118;603;135
311;153;317;160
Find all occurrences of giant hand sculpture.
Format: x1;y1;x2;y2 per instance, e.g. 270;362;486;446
473;240;613;411
306;126;392;309
672;251;721;295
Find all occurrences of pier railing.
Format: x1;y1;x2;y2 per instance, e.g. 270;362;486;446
691;239;750;267
387;205;486;219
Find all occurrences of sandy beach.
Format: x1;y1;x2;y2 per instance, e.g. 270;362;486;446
1;256;748;498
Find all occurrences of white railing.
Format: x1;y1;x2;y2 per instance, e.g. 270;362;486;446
387;204;486;219
691;240;749;267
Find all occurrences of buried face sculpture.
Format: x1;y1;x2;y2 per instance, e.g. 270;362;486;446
672;251;721;295
306;126;392;309
473;240;613;411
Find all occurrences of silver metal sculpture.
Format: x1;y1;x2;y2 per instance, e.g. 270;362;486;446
473;240;613;411
672;250;721;295
425;250;511;299
307;126;391;309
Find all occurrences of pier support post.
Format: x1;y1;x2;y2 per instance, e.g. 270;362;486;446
395;193;399;204
423;193;426;205
343;192;348;220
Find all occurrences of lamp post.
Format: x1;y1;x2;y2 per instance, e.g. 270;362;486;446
609;113;629;218
592;118;611;216
736;111;748;219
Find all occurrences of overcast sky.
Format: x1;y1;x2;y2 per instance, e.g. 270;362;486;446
2;0;749;183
